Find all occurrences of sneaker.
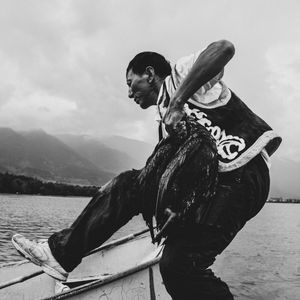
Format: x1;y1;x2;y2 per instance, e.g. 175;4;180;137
11;234;68;281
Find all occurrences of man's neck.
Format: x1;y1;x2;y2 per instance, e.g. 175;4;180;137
153;76;165;104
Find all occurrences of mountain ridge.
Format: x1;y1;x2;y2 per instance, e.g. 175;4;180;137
0;127;297;198
0;128;114;186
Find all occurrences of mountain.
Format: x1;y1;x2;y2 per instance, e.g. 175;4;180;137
0;127;298;198
0;128;113;186
100;135;154;168
56;134;145;173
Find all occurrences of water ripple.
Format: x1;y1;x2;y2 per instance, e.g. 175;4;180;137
1;195;300;299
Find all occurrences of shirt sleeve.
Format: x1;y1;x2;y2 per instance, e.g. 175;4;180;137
163;50;231;109
172;50;224;95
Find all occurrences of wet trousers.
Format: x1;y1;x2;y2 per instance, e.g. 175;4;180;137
48;154;269;300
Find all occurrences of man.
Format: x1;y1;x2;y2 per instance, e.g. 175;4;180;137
12;40;281;299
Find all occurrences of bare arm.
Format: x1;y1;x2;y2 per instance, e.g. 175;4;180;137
163;40;235;133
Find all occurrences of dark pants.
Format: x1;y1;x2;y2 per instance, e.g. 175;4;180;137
48;154;269;300
160;154;270;299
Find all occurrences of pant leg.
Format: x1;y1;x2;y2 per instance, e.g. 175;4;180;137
48;169;141;272
160;228;234;300
47;135;182;273
159;155;270;300
47;120;217;274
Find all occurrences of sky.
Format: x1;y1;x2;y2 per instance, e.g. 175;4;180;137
0;0;299;160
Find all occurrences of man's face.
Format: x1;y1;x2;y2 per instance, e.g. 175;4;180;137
126;69;157;109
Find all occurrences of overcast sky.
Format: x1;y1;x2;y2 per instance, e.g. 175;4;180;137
0;0;299;160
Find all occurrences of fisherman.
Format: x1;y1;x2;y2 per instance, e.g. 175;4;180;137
12;40;281;300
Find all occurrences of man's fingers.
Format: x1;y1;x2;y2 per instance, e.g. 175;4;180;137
165;120;188;139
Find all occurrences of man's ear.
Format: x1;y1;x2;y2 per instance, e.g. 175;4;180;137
145;66;155;83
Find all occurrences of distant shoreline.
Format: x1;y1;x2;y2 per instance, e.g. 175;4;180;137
0;172;99;197
1;172;299;202
268;197;300;203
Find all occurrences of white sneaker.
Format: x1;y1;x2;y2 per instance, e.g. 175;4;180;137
12;234;68;281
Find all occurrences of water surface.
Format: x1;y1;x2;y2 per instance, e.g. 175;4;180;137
0;194;146;264
0;194;299;299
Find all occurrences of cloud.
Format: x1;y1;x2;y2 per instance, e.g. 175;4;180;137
0;0;165;144
0;89;77;131
265;44;300;159
0;0;299;153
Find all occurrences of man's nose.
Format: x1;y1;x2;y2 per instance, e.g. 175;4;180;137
128;87;134;98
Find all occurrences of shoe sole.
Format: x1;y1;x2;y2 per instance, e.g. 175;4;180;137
11;237;67;281
11;237;43;266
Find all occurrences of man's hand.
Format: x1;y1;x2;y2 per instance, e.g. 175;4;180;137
161;40;235;135
163;102;187;138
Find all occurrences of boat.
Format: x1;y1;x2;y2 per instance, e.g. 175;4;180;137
0;229;171;299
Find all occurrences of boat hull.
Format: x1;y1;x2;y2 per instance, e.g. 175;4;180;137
0;231;171;299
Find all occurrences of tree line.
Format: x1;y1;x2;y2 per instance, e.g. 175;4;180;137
268;197;300;203
0;172;100;197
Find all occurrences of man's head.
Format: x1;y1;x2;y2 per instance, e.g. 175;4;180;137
126;52;171;109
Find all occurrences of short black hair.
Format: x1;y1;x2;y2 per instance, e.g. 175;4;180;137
126;52;171;78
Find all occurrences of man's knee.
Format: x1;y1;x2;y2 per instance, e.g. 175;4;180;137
99;169;140;196
159;243;233;300
95;169;142;216
159;237;216;280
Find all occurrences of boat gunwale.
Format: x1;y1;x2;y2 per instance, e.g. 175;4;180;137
0;228;152;291
85;228;150;255
42;253;161;299
0;228;150;270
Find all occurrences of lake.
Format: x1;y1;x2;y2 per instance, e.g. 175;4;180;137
0;194;299;299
